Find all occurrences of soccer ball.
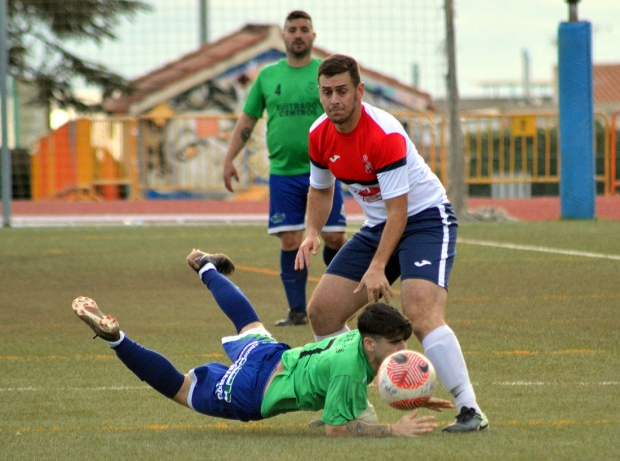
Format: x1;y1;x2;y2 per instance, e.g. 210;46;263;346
377;350;437;410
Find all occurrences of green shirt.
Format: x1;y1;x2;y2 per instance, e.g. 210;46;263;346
243;58;323;176
261;330;376;426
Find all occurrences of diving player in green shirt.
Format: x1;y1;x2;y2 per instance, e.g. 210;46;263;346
72;249;453;437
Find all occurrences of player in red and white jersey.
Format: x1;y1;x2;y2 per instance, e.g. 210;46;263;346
296;54;488;433
309;101;446;228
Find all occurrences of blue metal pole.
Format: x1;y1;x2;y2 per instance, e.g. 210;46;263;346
558;5;595;219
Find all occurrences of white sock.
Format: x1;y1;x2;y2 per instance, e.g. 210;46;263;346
106;331;126;348
422;324;480;414
198;262;216;277
314;325;350;342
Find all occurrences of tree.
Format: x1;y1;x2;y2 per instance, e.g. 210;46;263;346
7;0;152;112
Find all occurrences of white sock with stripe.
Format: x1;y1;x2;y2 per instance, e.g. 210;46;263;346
422;324;481;414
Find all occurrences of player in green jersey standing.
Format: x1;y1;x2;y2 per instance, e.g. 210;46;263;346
223;11;347;327
72;249;453;436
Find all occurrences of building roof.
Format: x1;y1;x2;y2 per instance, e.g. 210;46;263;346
103;24;432;115
592;63;620;105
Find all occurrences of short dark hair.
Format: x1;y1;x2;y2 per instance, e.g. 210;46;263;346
357;303;413;342
285;10;312;25
318;54;361;87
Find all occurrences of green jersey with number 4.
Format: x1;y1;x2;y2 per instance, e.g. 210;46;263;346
261;330;375;426
243;58;323;176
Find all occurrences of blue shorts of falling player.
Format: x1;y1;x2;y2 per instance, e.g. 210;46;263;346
188;330;289;421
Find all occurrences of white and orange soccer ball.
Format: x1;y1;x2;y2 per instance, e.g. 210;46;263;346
377;350;437;410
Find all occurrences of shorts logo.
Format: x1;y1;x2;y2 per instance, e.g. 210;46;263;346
270;213;286;224
216;341;261;402
414;260;431;267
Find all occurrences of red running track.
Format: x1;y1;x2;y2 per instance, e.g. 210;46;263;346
4;196;620;221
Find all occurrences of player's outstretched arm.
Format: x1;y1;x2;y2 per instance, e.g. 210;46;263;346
295;184;334;270
295;234;321;270
324;410;438;437
223;113;258;192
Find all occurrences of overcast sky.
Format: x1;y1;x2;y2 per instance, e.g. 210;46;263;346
69;0;620;99
457;0;619;95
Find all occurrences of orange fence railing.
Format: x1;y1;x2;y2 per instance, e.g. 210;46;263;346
30;111;616;200
462;112;612;197
393;111;447;186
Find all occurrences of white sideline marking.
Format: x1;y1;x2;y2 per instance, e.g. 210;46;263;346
492;381;619;386
7;214;269;227
5;214;367;228
459;238;620;261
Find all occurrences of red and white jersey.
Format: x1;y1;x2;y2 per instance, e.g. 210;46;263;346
309;102;448;227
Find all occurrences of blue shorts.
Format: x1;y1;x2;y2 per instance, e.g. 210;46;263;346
188;329;290;421
326;203;458;289
268;173;347;234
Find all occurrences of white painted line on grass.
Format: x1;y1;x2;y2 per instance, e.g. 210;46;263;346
459;238;620;261
6;214;268;227
491;381;619;386
6;214;368;228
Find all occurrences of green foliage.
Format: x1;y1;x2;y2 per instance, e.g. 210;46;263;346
7;0;152;111
1;222;619;460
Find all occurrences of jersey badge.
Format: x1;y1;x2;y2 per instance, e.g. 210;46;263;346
362;155;374;174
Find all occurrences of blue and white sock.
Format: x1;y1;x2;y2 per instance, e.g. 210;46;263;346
110;335;185;399
200;264;260;333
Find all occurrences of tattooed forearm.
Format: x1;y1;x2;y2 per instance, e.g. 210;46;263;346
345;420;394;437
240;128;252;143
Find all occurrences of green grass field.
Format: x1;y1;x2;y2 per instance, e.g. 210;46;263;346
1;221;619;460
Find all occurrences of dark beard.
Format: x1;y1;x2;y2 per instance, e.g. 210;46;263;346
291;49;311;58
287;42;312;59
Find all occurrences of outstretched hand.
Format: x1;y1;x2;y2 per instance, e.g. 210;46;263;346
353;265;393;303
223;161;239;192
416;397;455;412
295;235;321;270
391;410;438;437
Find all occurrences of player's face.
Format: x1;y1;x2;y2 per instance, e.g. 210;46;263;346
319;72;364;133
282;18;315;58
